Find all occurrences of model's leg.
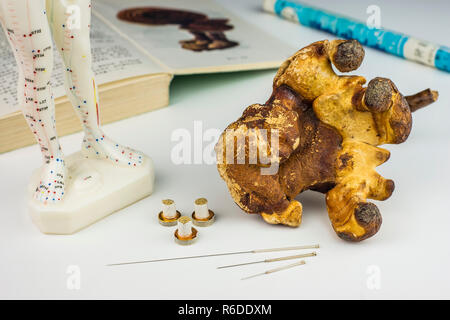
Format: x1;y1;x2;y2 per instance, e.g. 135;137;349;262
0;0;66;203
47;0;143;166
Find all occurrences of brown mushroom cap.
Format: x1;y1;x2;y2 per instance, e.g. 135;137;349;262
117;7;207;26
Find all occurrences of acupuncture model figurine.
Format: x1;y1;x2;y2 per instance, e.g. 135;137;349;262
215;39;438;242
0;0;154;234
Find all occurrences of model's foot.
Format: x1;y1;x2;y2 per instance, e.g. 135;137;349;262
81;133;144;167
261;200;303;227
34;156;67;204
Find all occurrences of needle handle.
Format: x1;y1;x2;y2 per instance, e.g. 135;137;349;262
241;260;306;280
265;260;305;275
265;252;316;263
253;244;319;253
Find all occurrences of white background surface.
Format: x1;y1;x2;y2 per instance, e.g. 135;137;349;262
0;0;449;299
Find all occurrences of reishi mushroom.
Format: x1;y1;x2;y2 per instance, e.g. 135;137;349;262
215;39;438;242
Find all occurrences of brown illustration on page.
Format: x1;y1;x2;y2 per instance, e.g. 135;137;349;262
117;7;239;52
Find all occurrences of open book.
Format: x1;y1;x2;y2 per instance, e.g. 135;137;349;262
0;0;296;153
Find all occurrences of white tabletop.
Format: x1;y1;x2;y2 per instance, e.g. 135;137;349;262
1;0;449;299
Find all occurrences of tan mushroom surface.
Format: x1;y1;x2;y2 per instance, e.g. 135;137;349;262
215;39;438;242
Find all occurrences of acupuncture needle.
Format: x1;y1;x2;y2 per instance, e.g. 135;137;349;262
107;244;319;266
217;251;316;269
241;260;306;280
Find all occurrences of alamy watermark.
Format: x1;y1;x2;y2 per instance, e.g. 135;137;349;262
366;264;381;290
66;4;81;30
66;265;81;290
171;121;280;175
366;5;381;29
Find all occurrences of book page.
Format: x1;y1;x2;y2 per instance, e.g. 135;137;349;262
0;13;164;117
93;0;297;74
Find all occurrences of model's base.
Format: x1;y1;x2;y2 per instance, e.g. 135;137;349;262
28;152;154;234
